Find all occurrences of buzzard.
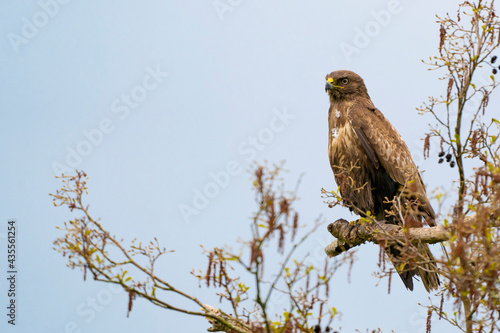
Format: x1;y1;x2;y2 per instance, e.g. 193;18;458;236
324;70;440;292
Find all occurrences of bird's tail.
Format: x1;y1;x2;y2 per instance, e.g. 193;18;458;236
387;243;440;292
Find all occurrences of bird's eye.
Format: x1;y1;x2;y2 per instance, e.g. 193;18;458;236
341;78;349;84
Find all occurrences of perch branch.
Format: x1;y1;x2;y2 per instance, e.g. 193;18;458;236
325;213;500;257
325;218;448;257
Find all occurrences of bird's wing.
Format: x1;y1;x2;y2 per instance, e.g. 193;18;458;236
353;125;380;169
348;104;436;222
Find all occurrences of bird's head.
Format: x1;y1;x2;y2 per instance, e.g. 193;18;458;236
325;70;370;102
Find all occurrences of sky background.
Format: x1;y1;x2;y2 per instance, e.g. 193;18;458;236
1;1;497;332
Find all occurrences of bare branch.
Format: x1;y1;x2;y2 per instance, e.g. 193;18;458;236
325;212;500;258
202;305;254;333
325;219;449;257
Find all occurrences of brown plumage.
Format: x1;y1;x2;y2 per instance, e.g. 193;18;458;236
325;70;440;292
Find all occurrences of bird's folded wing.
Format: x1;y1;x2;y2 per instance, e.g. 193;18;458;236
348;105;436;221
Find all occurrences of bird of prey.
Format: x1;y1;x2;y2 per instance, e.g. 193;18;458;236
324;70;440;292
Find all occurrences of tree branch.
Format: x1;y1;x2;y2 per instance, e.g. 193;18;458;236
325;212;500;258
202;304;253;333
324;219;449;258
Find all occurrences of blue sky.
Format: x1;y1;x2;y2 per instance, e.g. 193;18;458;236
0;1;492;332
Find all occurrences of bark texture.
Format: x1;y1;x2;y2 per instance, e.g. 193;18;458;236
325;218;449;257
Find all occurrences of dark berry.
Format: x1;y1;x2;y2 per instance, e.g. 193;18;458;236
492;55;498;63
493;69;498;75
450;161;455;167
438;158;444;164
445;153;452;162
438;151;445;157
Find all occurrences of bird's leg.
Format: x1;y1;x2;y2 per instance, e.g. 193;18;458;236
346;219;359;238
